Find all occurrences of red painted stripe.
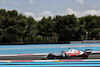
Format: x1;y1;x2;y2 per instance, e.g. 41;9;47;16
85;45;92;47
70;46;77;47
60;59;83;62
17;54;34;56
94;51;100;53
11;60;33;62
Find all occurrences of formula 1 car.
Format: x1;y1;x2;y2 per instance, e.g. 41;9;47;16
41;49;92;59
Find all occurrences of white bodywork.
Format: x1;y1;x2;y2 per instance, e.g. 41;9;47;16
65;49;84;56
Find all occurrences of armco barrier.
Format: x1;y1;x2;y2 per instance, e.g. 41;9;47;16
83;40;100;43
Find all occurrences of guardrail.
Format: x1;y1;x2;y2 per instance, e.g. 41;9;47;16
83;40;100;43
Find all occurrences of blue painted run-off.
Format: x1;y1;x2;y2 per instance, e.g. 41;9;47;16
0;43;100;54
1;62;100;67
0;43;100;67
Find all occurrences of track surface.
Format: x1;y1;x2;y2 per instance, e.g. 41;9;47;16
0;43;100;67
0;54;100;60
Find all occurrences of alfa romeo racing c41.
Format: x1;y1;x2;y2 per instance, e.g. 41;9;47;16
41;49;92;59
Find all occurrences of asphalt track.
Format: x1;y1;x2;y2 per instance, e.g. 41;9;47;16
0;54;100;60
0;53;100;67
0;43;100;67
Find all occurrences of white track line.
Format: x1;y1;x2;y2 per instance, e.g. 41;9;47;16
83;59;100;61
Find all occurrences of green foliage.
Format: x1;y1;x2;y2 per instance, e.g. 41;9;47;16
53;14;78;41
37;17;54;42
0;9;100;43
36;35;43;42
0;9;37;43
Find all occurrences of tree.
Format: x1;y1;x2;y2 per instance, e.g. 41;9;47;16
0;9;100;43
53;14;78;41
7;10;18;18
0;9;6;16
24;16;38;42
38;17;54;42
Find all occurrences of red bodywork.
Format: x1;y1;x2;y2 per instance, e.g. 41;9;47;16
65;49;84;57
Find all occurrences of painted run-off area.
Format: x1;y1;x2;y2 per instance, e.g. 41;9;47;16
0;43;100;54
0;43;100;67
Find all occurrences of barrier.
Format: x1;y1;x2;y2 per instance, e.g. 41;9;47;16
83;40;100;43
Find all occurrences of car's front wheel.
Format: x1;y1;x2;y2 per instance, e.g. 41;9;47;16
47;53;55;59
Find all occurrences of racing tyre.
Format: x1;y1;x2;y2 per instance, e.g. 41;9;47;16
47;53;55;59
82;53;88;59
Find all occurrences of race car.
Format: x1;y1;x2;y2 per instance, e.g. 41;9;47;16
41;49;92;59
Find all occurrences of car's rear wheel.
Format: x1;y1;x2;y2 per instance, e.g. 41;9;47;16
82;53;88;59
47;53;55;59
